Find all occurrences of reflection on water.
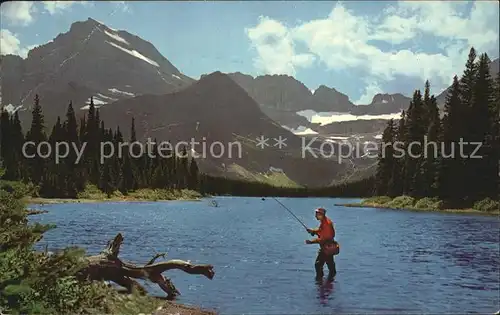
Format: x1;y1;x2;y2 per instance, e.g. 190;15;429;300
29;197;500;314
316;279;334;306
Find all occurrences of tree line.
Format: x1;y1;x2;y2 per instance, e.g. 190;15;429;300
0;97;200;198
375;48;499;207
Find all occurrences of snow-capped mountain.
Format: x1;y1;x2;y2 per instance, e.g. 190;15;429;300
1;17;193;126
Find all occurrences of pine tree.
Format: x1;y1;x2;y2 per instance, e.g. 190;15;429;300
47;117;65;196
391;110;406;196
9;112;25;180
188;157;200;190
457;48;478;204
495;72;500;118
84;97;99;184
64;102;82;197
113;127;124;192
177;146;189;189
438;76;462;204
164;140;175;189
422;80;432;130
128;117;142;189
25;94;47;188
131;117;137;143
421;93;441;197
375;119;395;196
99;160;115;198
494;72;500;199
120;150;134;193
79;116;86;144
469;53;497;200
0;109;11;179
404;90;426;197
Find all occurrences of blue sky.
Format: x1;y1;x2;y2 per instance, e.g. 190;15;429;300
1;1;499;104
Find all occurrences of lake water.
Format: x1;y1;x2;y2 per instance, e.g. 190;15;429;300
29;197;499;314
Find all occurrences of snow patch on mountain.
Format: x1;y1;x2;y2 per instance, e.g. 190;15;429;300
296;110;401;126
81;104;103;110
172;74;182;80
81;105;94;110
3;104;23;114
156;70;175;86
97;93;118;101
104;30;129;45
282;125;318;135
81;95;107;109
269;166;284;173
88;97;107;105
106;40;159;67
329;136;350;140
108;88;135;97
295;128;318;135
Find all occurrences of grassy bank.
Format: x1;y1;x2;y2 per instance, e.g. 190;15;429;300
24;185;204;204
337;196;500;216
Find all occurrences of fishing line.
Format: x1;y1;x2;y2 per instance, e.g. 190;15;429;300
272;197;312;234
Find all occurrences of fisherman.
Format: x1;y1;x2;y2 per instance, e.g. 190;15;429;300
305;207;337;281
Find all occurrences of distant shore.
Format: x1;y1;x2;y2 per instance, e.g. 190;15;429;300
24;188;205;205
336;196;499;216
25;196;202;204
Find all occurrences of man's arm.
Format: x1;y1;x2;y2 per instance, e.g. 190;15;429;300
306;227;319;234
305;238;321;244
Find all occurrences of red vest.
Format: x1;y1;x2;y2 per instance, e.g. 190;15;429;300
317;217;335;241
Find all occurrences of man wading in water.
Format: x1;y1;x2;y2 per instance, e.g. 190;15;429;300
305;207;338;282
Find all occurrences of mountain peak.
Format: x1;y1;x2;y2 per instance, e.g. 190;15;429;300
198;71;241;88
371;93;396;104
86;17;100;24
68;17;103;33
314;84;340;94
200;71;226;80
1;17;193;119
226;72;255;79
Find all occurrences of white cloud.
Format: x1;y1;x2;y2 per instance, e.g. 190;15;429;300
114;1;131;13
0;1;36;26
42;1;75;14
42;1;93;15
356;80;383;105
19;44;38;58
370;15;418;44
0;1;94;25
392;0;499;52
246;1;499;103
245;16;315;76
0;29;22;55
0;29;36;57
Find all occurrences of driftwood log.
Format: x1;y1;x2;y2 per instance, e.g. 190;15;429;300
79;233;215;299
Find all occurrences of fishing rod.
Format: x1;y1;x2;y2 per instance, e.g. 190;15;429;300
272;197;314;236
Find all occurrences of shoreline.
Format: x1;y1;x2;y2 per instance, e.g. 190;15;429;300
25;196;203;205
336;202;500;216
153;301;216;315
